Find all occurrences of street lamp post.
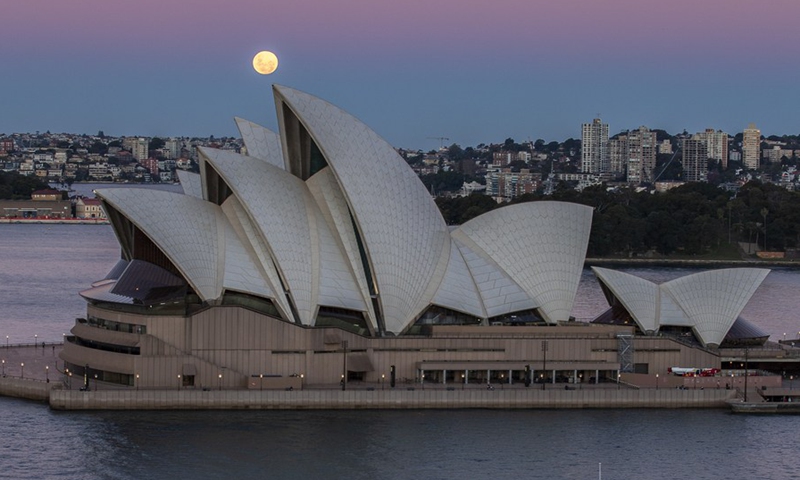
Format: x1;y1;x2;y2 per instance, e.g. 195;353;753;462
135;374;139;391
34;335;37;348
461;373;465;390
218;373;222;391
20;362;24;379
94;374;98;391
341;340;348;391
1;359;4;376
381;374;385;390
178;374;182;390
260;374;263;392
744;347;749;402
46;365;49;383
541;340;548;391
5;335;8;349
655;373;659;390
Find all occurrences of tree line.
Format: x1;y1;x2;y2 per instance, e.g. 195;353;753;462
436;181;800;257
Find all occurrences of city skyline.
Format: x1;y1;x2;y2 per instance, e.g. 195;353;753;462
2;0;799;149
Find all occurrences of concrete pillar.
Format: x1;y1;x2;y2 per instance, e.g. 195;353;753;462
508;369;512;384
552;370;556;384
486;369;490;384
595;369;599;384
465;369;469;385
574;369;578;384
443;369;447;384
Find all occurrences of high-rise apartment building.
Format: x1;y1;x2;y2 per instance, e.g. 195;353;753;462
608;135;628;176
581;118;609;173
696;129;729;169
626;126;657;184
123;137;150;162
682;135;708;183
742;123;761;169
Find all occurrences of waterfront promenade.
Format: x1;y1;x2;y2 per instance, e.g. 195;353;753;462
0;344;741;411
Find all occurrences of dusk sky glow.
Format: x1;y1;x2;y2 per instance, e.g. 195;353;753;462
3;0;799;148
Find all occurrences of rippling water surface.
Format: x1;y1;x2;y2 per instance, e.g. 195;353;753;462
1;397;799;480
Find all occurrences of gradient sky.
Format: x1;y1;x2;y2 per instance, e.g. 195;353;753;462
2;0;799;149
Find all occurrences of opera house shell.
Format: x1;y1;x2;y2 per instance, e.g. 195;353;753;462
59;85;770;392
592;267;770;348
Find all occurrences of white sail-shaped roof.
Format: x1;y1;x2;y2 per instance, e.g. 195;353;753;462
90;84;607;338
453;202;593;323
453;237;536;318
234;117;285;169
199;147;316;324
662;268;769;347
429;238;487;318
175;170;203;199
592;267;659;332
96;188;223;301
274;85;451;334
593;267;769;347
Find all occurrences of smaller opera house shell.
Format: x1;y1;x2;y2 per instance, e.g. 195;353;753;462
60;85;769;391
591;267;770;348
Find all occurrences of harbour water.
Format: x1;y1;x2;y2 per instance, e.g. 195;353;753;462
2;187;800;478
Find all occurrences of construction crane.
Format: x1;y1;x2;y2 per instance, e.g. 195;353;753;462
427;136;450;149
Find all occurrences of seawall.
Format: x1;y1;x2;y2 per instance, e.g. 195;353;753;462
0;376;52;402
47;387;736;411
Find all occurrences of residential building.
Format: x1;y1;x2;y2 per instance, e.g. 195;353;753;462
682;135;708;183
608;135;628;175
742;123;761;169
581;118;608;173
626;126;657;184
696;129;729;169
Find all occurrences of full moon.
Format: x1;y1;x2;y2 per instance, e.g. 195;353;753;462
252;51;278;75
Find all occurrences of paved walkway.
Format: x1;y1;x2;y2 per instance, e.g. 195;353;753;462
0;344;62;383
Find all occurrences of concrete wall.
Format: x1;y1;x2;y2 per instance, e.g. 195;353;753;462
49;387;736;411
0;376;54;402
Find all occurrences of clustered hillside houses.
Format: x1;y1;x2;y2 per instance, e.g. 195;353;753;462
3;126;799;206
0;132;241;184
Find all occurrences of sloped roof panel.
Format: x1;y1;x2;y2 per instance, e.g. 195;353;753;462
199;147;316;325
175;170;203;199
430;238;487;318
220;210;275;300
454;201;592;323
96;188;222;301
592;267;659;332
306;167;377;328
220;195;294;322
234;117;286;169
452;237;536;318
662;268;769;346
274;85;450;334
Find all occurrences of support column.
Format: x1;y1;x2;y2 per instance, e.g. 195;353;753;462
595;369;599;384
552;370;556;384
443;369;447;384
508;369;512;384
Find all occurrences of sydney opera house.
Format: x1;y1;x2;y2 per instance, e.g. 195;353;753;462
60;85;772;390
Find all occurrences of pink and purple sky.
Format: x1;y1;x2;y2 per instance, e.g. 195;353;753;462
2;0;799;148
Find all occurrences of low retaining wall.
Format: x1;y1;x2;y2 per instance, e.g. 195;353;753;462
0;376;54;402
49;388;737;411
